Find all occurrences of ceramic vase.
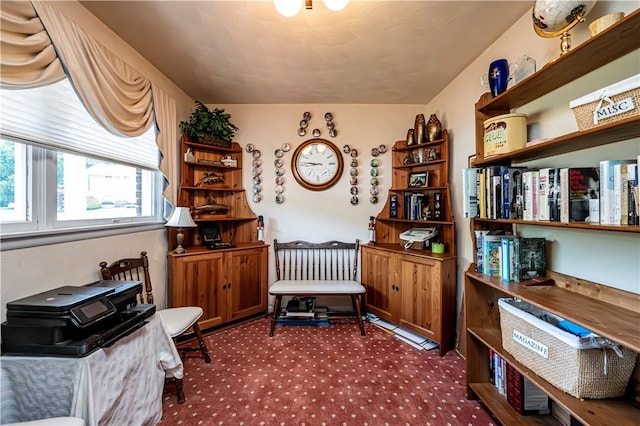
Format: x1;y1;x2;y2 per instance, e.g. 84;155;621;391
406;128;415;146
414;114;425;144
426;114;442;141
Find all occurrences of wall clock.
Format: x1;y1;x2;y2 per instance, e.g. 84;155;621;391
292;138;344;191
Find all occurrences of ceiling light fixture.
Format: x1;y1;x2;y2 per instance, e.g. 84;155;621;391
274;0;349;17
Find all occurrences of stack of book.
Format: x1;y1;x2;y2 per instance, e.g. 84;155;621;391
462;156;639;225
475;231;546;282
490;350;551;416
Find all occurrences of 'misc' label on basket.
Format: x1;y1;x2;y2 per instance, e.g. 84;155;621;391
594;96;635;125
513;329;548;359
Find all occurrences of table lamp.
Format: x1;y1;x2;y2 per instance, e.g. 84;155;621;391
165;207;197;253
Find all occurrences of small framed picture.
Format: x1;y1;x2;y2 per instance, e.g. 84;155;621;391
407;171;429;188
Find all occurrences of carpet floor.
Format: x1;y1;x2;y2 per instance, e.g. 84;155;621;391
160;318;496;426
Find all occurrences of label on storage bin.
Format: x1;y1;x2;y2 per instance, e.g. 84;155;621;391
594;96;635;124
513;329;548;359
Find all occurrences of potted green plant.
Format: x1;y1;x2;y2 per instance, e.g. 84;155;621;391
179;101;239;147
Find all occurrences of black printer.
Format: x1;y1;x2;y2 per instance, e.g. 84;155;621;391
1;280;155;357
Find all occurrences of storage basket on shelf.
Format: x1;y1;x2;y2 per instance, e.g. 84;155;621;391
498;298;637;399
570;74;640;131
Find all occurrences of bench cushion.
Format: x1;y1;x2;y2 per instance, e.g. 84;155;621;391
269;279;365;295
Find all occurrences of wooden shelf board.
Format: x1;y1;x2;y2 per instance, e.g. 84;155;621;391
193;216;255;222
466;271;640;353
468;328;640;426
181;186;245;192
185;161;240;170
477;9;640;112
393;138;445;151
472;217;640;233
395;159;446;169
470;383;561;426
473;115;640;166
377;217;455;225
184;140;242;153
363;242;456;260
389;186;449;192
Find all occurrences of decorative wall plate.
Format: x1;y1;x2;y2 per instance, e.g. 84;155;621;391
274;159;284;168
282;143;291;152
312;129;321;137
275;194;284;204
275;149;284;158
245;144;255;153
252;150;262;159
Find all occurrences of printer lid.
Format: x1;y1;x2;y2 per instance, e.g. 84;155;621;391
6;285;114;313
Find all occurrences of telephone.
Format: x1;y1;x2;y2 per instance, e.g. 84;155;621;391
399;227;438;249
200;224;234;249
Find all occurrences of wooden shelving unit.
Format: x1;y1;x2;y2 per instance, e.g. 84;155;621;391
465;10;640;425
167;135;268;329
361;128;457;355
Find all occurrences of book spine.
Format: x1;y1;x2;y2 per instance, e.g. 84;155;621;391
523;171;533;221
548;168;561;221
560;168;569;223
531;171;539;221
628;164;639;226
501;237;510;281
462;169;470;218
492;175;501;219
538;168;549;221
614;164;622;225
479;169;486;219
621;164;629;225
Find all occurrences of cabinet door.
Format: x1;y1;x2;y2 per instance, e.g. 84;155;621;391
169;252;226;329
361;247;395;321
226;247;268;320
396;254;440;341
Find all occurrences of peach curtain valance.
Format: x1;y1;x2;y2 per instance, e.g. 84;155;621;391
0;0;65;88
31;0;154;138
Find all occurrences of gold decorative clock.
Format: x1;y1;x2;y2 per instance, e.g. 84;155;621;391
292;138;344;191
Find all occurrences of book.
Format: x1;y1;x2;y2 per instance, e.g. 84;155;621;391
502;167;525;220
483;237;502;276
500;237;515;282
560;168;570;223
600;160;634;225
548;168;561;222
568;167;599;223
616;163;634;225
522;171;538;221
507;363;551;415
513;237;546;282
537;168;549;221
479;169;486;219
628;164;639;226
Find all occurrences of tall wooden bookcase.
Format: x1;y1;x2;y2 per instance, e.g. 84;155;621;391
362;129;457;356
167;136;268;329
465;10;640;425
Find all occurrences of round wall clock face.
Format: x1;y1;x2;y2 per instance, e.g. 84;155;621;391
292;138;344;191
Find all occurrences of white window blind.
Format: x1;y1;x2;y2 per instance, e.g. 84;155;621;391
0;78;159;169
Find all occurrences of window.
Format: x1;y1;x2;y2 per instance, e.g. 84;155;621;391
0;79;163;242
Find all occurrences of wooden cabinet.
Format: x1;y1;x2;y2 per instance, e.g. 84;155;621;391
362;236;456;357
465;10;640;425
167;135;268;328
363;127;457;356
168;245;268;329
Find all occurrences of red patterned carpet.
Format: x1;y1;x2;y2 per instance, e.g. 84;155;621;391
160;318;496;425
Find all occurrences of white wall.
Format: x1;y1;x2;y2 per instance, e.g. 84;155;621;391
0;1;194;321
426;0;640;316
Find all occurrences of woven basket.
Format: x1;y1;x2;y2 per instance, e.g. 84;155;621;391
198;134;231;148
570;74;640;131
498;298;637;399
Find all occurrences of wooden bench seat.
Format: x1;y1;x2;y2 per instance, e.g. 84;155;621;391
269;240;366;336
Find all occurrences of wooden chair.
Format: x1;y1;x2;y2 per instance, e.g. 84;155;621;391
99;251;211;404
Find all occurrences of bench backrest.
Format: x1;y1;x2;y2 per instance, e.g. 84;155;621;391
274;240;360;281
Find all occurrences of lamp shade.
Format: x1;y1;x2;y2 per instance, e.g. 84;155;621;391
165;207;197;228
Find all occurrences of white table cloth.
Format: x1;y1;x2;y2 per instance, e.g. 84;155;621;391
1;314;183;426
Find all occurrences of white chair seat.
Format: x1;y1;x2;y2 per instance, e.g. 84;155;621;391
6;418;86;426
158;307;204;337
269;279;365;295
